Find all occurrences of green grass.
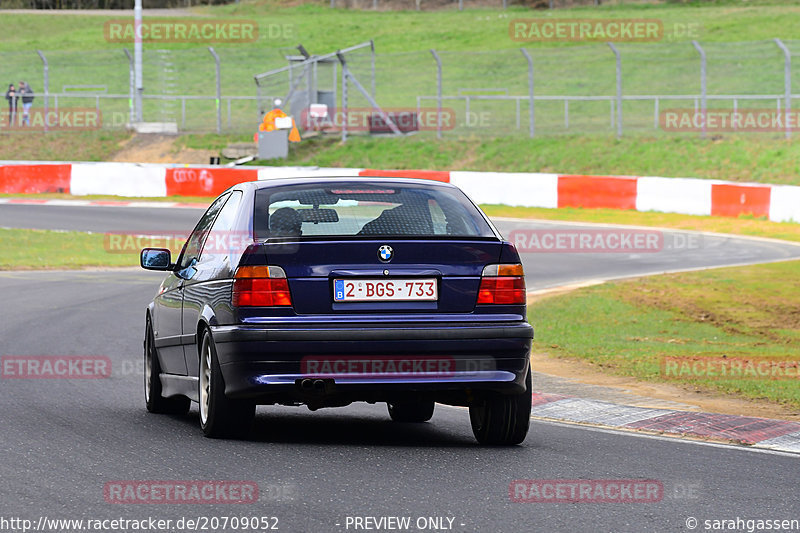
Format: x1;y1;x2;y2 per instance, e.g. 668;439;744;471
481;205;800;242
529;259;800;408
0;228;141;269
2;2;800;136
244;134;800;185
0;131;131;162
3;1;800;53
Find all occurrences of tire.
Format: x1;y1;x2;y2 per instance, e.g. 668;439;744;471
387;399;435;423
198;328;255;438
144;317;190;415
469;367;531;445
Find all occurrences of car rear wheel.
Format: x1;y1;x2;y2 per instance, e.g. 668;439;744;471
198;328;255;439
469;367;531;445
144;317;190;415
387;399;435;423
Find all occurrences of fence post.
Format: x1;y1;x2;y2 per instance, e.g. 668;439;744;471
341;51;348;144
430;49;443;139
607;43;622;138
306;60;313;116
36;50;49;133
520;48;534;137
775;38;791;140
654;97;659;129
123;49;135;125
458;0;463;11
332;61;338;115
370;40;376;100
692;40;706;139
208;47;222;133
134;0;143;122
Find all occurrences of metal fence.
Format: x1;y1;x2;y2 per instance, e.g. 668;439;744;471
2;39;799;138
416;40;799;139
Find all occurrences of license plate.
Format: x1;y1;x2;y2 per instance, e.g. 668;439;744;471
333;278;437;302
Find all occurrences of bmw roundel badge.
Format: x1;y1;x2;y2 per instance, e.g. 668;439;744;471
378;245;393;262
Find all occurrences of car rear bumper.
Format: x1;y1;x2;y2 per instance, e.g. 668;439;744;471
210;322;533;402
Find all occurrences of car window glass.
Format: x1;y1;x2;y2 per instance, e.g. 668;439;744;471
253;184;493;239
429;198;448;234
176;193;230;271
199;190;243;261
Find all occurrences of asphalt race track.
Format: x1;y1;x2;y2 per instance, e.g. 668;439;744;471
1;203;799;532
2;202;800;290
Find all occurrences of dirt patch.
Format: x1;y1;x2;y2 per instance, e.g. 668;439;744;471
532;350;800;422
109;134;217;164
619;276;800;344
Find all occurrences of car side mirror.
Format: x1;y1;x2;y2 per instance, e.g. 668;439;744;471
140;248;173;271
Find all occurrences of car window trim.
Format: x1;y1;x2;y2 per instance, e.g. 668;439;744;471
175;192;232;273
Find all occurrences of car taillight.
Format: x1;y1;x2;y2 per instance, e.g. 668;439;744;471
232;265;292;307
476;263;526;305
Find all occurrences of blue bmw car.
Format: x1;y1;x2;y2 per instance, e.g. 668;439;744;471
140;177;533;444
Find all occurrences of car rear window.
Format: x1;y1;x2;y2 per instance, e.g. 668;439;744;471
253;182;495;239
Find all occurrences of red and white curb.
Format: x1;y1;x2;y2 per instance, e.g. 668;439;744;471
1;162;799;223
531;393;800;453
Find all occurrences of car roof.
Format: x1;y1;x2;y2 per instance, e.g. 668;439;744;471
240;176;459;192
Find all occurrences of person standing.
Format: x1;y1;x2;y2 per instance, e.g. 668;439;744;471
19;81;34;126
5;84;16;127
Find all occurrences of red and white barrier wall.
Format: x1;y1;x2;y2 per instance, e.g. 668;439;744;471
1;161;799;223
